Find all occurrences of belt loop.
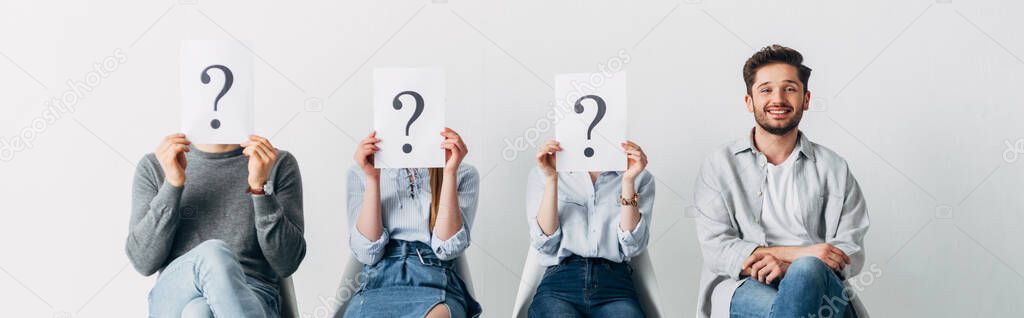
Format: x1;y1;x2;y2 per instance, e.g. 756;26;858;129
400;241;409;258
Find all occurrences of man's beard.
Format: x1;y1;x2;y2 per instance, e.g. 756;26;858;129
754;103;804;136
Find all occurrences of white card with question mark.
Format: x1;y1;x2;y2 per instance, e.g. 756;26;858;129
554;72;627;172
180;40;254;144
373;67;445;169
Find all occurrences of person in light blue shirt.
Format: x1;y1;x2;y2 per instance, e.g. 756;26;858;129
694;45;870;318
344;128;481;318
526;139;655;317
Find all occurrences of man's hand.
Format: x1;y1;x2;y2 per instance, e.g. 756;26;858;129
354;131;381;179
441;128;467;173
793;243;850;271
241;135;277;192
742;252;789;284
759;243;851;272
156;133;190;187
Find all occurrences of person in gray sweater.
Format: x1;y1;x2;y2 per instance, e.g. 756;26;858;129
126;133;305;318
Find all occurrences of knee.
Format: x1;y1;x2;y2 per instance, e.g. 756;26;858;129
193;240;232;259
425;303;450;318
180;297;214;318
191;240;237;270
785;256;830;283
789;257;829;274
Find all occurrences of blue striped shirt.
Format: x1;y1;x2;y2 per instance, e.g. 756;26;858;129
346;164;479;265
526;167;655;266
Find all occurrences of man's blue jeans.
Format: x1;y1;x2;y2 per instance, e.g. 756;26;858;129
148;239;279;318
730;256;854;318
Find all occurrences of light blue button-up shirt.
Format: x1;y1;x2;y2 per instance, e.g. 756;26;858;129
526;167;655;266
346;165;479;265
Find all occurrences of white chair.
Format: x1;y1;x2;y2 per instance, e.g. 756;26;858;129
279;277;299;318
329;255;476;317
512;248;663;318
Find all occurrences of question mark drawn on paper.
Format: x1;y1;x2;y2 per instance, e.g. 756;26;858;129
200;65;234;129
392;91;424;154
574;95;606;158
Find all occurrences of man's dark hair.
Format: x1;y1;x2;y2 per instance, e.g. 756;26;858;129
743;44;812;95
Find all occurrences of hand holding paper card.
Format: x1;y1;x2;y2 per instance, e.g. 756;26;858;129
181;40;253;144
555;72;627;172
373;67;445;168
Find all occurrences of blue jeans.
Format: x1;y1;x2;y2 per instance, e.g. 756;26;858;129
528;255;644;318
730;256;854;318
344;240;481;318
148;239;279;318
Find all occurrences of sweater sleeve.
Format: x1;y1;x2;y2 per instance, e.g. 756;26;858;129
125;154;183;276
253;151;306;278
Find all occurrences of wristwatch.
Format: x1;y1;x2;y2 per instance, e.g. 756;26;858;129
248;181;274;196
619;193;639;207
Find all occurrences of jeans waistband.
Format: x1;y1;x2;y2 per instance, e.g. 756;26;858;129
560;254;628;266
382;240;449;265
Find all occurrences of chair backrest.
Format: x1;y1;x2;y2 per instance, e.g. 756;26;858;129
279;277;299;318
512;248;662;318
329;255;475;318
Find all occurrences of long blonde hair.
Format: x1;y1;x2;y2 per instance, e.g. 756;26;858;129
428;168;443;231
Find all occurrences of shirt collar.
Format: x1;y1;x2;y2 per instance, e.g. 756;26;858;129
730;128;816;162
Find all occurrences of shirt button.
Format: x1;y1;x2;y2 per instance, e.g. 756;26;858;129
757;191;763;196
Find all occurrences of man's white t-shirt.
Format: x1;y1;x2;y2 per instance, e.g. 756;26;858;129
761;151;813;246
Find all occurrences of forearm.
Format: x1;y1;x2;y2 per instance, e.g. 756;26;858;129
618;177;641;232
253;194;306;277
536;174;559;235
754;245;799;262
355;176;383;241
756;244;844;266
432;169;463;240
126;181;182;275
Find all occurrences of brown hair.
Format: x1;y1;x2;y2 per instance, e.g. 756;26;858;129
428;167;443;231
742;44;812;95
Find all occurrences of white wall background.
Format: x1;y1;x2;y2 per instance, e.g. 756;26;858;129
2;0;1023;316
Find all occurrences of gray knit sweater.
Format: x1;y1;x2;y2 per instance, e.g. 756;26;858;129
126;145;305;285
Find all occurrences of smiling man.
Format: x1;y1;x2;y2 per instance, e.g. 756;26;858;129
694;45;871;318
